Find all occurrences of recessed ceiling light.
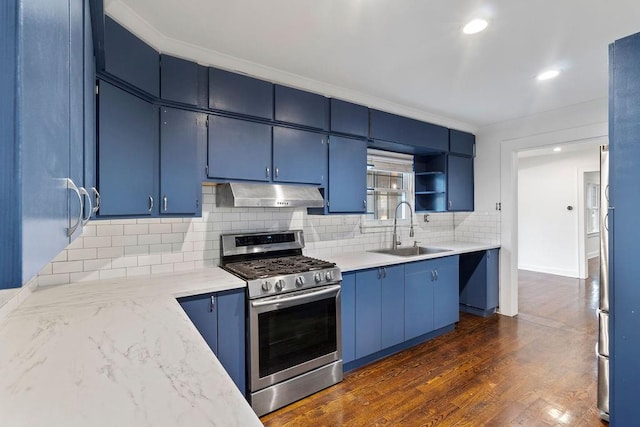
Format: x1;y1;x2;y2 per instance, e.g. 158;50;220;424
553;147;562;152
537;70;560;81
463;19;488;35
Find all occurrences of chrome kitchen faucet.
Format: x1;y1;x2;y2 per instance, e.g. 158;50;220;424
392;201;414;250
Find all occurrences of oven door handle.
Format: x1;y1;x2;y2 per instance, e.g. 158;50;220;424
250;285;341;308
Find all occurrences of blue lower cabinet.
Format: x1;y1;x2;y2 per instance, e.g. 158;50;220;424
459;250;499;316
355;269;382;359
381;265;405;348
433;258;460;330
340;272;356;364
207;115;272;182
177;288;246;396
404;262;435;340
178;293;218;355
216;289;246;396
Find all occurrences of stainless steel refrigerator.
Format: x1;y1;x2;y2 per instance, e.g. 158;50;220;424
597;144;610;422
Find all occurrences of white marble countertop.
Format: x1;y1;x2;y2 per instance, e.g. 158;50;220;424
325;240;500;272
0;268;262;427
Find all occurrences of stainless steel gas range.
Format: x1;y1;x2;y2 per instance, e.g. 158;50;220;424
220;230;343;417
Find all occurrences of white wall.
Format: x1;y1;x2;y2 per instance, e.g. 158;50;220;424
517;148;599;277
475;98;608;315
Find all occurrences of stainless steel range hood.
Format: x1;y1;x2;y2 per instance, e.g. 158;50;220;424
216;182;324;208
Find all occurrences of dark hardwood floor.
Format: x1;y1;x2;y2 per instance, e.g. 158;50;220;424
261;258;606;426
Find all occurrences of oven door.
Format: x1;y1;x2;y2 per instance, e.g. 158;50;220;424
249;284;342;392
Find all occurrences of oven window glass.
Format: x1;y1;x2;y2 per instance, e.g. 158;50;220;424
258;296;337;378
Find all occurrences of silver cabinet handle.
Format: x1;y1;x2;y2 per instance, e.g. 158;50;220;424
377;268;381;280
210;295;215;312
605;185;610;202
448;200;452;209
148;195;154;212
91;187;100;214
275;167;279;178
363;200;366;209
79;186;92;227
430;271;435;281
435;270;439;281
266;167;270;178
66;178;83;237
163;195;168;212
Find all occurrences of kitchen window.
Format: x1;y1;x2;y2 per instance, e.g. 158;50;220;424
586;183;600;234
365;150;414;221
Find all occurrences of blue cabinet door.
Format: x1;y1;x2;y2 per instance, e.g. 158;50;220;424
341;272;356;364
449;130;475;157
161;54;199;106
447;154;474;212
98;82;158;216
217;289;246;396
330;99;369;137
433;259;460;330
486;249;499;310
83;0;96;213
328;136;367;213
178;293;219;355
609;32;640;425
370;109;448;152
160;108;200;215
381;265;405;349
103;16;159;96
273;127;326;185
207;115;272;182
17;0;72;286
275;85;329;130
355;269;382;359
209;67;273;119
404;264;434;340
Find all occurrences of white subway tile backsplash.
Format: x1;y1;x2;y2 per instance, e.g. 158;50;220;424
52;261;84;274
97;224;124;236
111;235;138;247
67;248;97;261
37;186;501;287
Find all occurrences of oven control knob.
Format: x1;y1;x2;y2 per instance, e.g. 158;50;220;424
261;281;272;292
325;271;333;281
314;273;323;283
275;280;284;292
295;276;305;287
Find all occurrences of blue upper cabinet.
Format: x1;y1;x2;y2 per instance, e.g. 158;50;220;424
98;82;158;216
209;67;273;119
370;109;448;153
1;0;94;289
273;127;326;185
447;155;474;212
328;136;367;213
207;115;272;182
103;16;159;97
160;54;200;106
275;85;329;130
330;99;369;138
160;108;201;215
449;129;475;157
83;0;97;215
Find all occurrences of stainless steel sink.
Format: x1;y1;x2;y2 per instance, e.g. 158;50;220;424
368;246;452;257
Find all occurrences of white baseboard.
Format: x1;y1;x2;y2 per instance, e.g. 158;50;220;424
518;263;579;279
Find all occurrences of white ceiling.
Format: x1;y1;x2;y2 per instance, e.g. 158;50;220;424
105;0;640;130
